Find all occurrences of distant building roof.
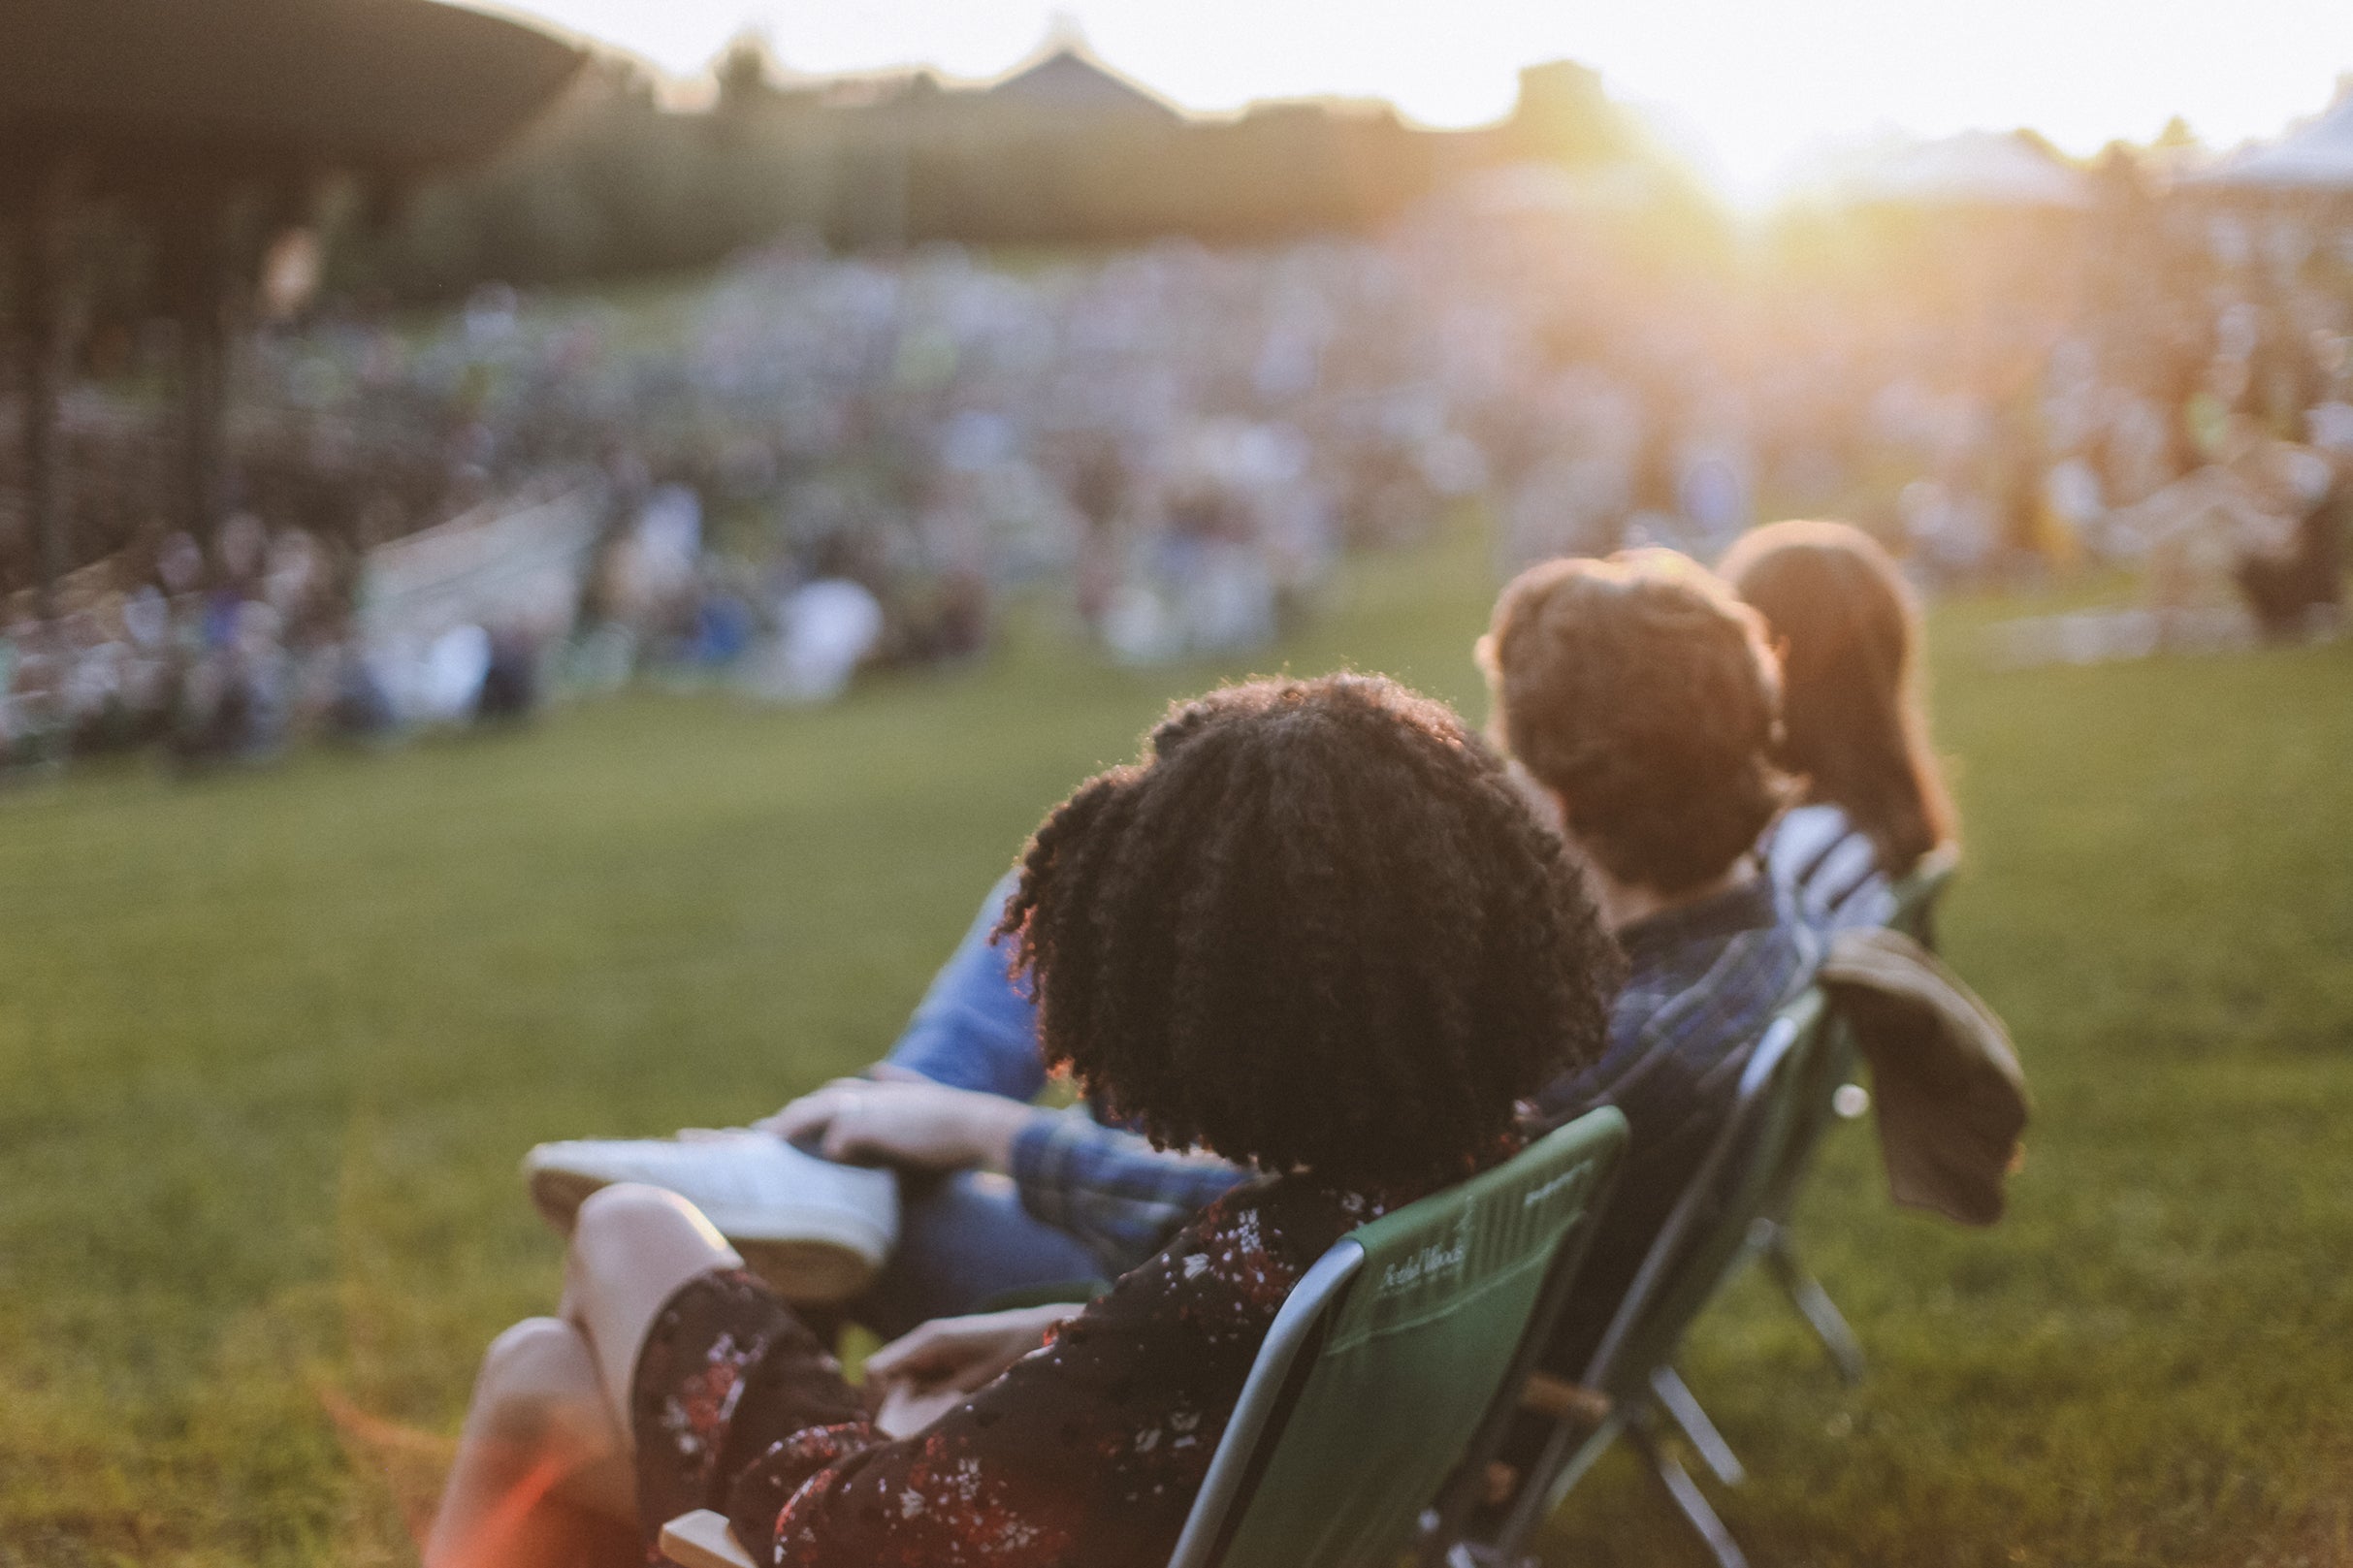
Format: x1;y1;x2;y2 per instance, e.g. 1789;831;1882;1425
1844;131;2090;208
1450;159;1663;216
983;47;1181;120
2196;86;2353;191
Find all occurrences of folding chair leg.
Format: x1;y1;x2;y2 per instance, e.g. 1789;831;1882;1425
1649;1365;1745;1487
1628;1415;1749;1568
1759;1225;1866;1384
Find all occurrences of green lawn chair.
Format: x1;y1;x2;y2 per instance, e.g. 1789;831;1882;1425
1453;994;1831;1568
1753;842;1961;1380
661;1106;1629;1568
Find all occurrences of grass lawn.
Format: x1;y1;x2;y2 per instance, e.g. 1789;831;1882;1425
3;525;2350;1567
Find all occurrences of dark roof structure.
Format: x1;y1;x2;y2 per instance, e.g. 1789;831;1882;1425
2;0;582;610
0;0;583;179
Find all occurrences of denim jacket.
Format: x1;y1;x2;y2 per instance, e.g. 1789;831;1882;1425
883;873;1247;1269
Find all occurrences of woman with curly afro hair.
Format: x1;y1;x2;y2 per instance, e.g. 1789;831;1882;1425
429;674;1617;1568
1002;672;1617;1191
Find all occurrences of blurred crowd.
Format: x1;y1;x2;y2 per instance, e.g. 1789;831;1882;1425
6;177;2352;776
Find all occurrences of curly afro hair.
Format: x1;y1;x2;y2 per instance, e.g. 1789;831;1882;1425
998;673;1619;1194
1480;549;1790;897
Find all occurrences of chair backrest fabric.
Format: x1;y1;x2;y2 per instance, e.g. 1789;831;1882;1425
1168;1107;1629;1568
1583;995;1827;1395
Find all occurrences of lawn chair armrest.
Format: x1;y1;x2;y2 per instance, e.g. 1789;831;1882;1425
661;1509;756;1568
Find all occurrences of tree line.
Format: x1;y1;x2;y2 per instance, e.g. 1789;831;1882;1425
328;48;1668;299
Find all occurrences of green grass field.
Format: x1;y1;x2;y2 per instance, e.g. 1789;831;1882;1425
3;527;2350;1567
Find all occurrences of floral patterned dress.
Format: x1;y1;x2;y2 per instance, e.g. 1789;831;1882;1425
629;1175;1390;1567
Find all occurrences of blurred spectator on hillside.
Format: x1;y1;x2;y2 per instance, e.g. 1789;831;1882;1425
16;164;2353;776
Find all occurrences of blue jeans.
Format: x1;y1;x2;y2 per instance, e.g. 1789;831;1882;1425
882;873;1046;1100
854;1169;1105;1339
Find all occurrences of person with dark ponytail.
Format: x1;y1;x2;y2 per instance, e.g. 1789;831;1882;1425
429;675;1616;1568
1720;519;1958;931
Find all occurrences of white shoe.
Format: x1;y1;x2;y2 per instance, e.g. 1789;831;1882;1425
523;1131;899;1304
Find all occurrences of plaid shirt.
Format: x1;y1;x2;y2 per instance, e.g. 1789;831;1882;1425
1530;874;1821;1372
1008;1110;1249;1276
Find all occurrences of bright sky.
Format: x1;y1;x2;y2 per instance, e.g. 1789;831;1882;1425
500;0;2353;206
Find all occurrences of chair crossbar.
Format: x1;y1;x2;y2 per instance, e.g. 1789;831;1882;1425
1650;1365;1744;1487
1757;1222;1867;1383
1628;1412;1750;1568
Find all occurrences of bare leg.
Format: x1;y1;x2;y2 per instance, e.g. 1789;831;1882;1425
430;1185;741;1568
562;1182;746;1439
425;1317;638;1568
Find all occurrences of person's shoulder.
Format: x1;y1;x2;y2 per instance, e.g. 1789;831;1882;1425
1191;1173;1364;1248
1126;1176;1364;1306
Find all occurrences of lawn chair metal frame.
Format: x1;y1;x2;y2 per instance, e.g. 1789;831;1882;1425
1162;1240;1364;1567
1752;841;1961;1382
662;1109;1630;1568
1450;994;1830;1568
